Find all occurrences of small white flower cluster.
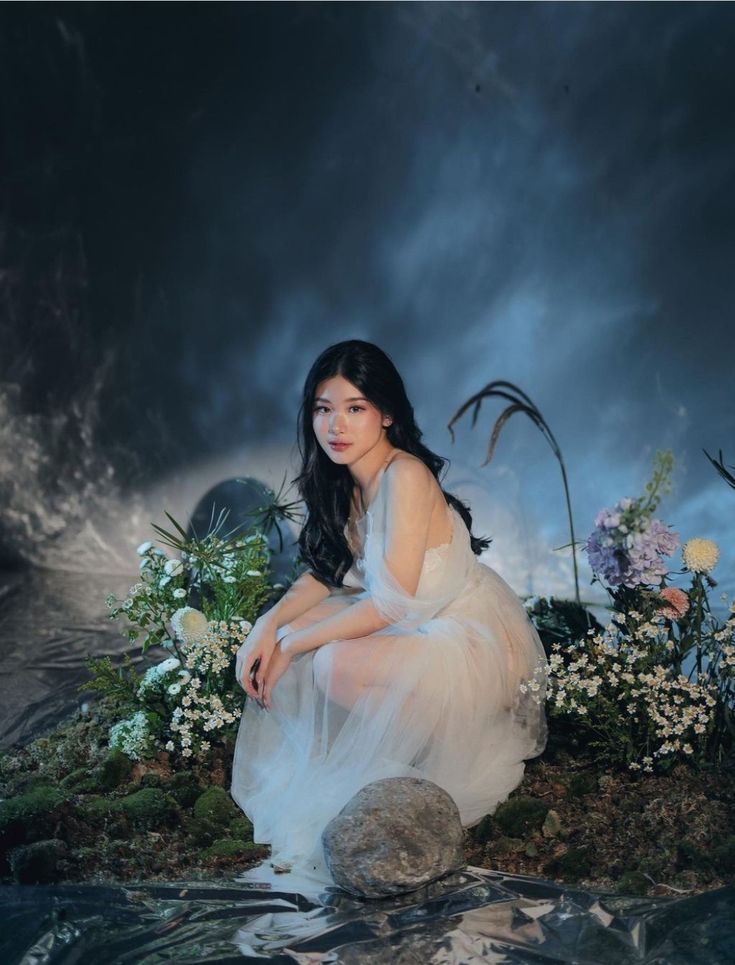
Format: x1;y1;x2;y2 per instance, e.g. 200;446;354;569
163;617;252;757
107;542;188;629
547;611;717;773
137;656;182;697
707;605;735;677
109;710;155;761
517;664;548;704
717;641;735;671
138;544;186;592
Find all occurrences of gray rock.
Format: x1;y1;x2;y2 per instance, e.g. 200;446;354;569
322;777;466;898
542;808;562;838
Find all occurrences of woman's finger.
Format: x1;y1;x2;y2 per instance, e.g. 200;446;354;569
240;655;256;696
255;650;273;688
243;654;263;699
235;646;251;690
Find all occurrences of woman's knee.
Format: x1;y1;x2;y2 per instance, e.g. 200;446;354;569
312;642;336;693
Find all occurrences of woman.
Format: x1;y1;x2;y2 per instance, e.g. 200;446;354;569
231;339;549;880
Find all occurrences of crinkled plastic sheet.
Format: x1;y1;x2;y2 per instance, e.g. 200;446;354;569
1;864;732;964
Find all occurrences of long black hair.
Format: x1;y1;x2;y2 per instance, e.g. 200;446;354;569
295;339;492;588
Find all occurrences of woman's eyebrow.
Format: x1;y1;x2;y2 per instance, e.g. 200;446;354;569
314;396;368;403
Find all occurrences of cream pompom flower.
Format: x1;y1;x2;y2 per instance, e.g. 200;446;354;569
171;606;209;645
682;538;720;574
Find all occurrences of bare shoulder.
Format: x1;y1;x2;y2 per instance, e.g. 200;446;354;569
384;452;435;496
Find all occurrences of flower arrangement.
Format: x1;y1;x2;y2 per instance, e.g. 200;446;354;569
86;506;284;762
536;450;734;773
544;608;727;772
584;451;679;590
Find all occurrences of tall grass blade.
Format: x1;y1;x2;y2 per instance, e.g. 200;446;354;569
448;380;581;604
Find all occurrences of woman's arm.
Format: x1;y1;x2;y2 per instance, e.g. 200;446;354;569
284;597;390;655
257;569;332;630
284;459;435;656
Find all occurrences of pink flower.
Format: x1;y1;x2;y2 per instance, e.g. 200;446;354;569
657;587;690;620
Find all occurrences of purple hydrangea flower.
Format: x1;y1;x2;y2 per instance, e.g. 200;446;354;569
584;499;679;588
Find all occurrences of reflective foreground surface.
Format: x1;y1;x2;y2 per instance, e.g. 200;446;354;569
1;864;733;964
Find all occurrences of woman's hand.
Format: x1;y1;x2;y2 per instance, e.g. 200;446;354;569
236;619;278;702
260;641;293;711
279;627;311;658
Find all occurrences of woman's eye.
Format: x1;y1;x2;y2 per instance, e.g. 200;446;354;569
313;406;364;413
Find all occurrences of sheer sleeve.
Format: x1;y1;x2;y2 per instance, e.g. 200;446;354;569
363;498;477;636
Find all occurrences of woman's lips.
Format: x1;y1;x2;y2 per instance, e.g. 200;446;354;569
329;442;352;450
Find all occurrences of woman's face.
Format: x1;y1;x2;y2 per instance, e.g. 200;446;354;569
312;374;391;465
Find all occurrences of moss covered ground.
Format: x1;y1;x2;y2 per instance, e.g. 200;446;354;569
1;696;733;896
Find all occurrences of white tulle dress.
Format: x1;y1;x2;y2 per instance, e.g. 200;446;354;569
231;463;549;882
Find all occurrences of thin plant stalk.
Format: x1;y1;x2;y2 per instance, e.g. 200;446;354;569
448;380;581;605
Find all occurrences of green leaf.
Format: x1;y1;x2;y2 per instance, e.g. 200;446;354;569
164;510;190;540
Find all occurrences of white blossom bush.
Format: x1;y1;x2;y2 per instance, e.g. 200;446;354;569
109;710;158;762
89;509;283;764
535;451;735;773
163;615;253;758
105;530;272;661
544;609;725;773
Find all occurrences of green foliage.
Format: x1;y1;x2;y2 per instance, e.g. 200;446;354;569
493;796;549;836
166;773;204;809
146;512;274;628
524;597;602;656
616;870;650;895
61;768;95;792
77;796;124;824
229;815;254;841
187;816;220;847
638;449;674;516
193;787;239;825
8;839;68;885
712;835;735;874
471;814;495;844
98;749;134;791
186;787;241;846
235;471;305;555
139;773;162;789
565;772;597;799
202;839;267;860
0;786;70;848
676;834;735;877
119;788;179;830
543;846;592;882
79;654;140;712
703;449;735;492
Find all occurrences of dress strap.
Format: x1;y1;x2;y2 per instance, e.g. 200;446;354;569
382;449;402;473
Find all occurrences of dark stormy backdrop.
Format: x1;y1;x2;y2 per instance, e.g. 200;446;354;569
1;1;734;600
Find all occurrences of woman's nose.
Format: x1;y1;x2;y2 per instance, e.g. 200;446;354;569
330;413;346;431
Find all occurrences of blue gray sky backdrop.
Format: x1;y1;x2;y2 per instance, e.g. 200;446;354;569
1;3;733;599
